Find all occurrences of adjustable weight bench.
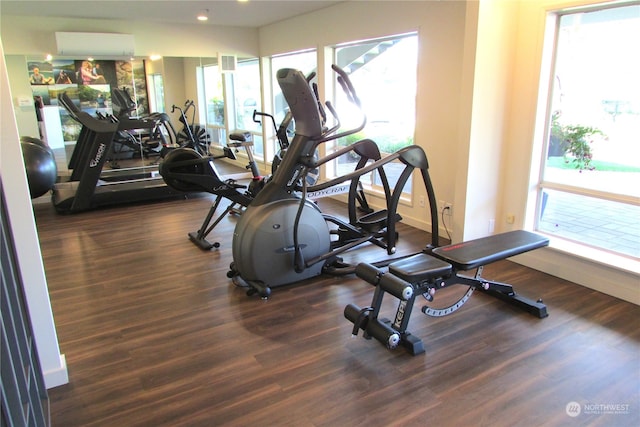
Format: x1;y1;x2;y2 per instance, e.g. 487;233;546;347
345;230;549;355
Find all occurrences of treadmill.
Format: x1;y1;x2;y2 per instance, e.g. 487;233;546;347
52;93;184;213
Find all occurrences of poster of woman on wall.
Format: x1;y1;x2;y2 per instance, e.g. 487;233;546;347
76;60;104;85
74;60;117;86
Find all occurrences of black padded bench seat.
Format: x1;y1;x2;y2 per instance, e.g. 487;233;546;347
389;253;452;283
432;230;549;271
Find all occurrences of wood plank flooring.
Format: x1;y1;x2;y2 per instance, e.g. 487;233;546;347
33;194;639;427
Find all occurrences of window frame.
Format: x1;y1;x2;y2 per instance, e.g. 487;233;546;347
330;32;419;201
532;2;639;260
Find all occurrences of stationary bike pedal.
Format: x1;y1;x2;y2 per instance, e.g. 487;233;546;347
222;146;237;160
224;179;246;189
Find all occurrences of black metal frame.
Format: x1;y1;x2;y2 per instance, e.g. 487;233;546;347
52;93;182;213
345;230;549;355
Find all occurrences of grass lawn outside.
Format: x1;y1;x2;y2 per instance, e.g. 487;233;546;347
547;156;640;173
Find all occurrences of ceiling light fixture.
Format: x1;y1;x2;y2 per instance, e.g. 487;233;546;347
197;9;209;21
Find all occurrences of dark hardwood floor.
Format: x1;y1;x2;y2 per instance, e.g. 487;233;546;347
33;193;639;427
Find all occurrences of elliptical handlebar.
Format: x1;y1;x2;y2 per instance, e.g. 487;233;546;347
276;65;365;143
333;64;360;107
317;64;366;143
252;110;291;151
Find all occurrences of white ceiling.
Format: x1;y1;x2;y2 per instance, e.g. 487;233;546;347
0;0;343;28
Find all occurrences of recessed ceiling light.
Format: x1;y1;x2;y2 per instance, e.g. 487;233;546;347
197;9;209;21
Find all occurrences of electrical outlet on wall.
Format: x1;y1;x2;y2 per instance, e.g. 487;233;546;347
438;200;453;216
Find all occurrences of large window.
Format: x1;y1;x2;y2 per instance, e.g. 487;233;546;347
232;59;261;133
228;59;263;158
332;33;418;194
202;64;225;127
147;73;165;113
198;59;262;154
200;63;226;147
537;4;639;259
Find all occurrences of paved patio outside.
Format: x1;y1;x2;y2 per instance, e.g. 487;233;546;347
539;189;639;259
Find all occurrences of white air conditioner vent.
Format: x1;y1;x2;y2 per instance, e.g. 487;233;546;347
218;53;237;73
55;32;135;57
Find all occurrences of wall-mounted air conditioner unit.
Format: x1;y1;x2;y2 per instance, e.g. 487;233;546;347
55;32;135;57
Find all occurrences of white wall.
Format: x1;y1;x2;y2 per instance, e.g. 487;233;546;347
0;40;68;388
460;0;519;241
144;56;188;125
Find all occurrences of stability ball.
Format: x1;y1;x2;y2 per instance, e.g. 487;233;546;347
20;138;57;199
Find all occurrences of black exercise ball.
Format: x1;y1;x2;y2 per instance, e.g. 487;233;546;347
21;135;47;146
20;136;55;157
21;141;57;199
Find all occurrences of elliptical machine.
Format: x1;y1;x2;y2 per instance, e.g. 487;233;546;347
227;65;425;298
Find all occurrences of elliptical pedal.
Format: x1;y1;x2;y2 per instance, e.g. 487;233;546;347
356;210;402;233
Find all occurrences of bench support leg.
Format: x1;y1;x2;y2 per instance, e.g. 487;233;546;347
480;285;548;318
441;267;548;319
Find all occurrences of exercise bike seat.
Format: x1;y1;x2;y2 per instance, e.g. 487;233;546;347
228;131;253;148
432;230;549;271
389;253;452;283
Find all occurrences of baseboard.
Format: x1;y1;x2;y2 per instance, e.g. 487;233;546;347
512;247;639;306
